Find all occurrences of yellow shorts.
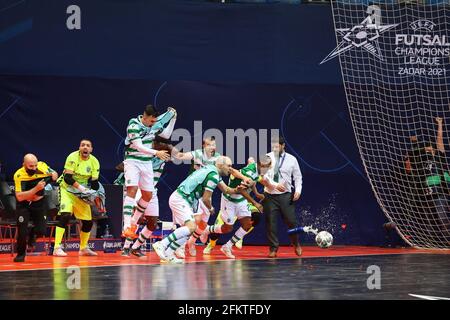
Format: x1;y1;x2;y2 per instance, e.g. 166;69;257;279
247;203;259;213
58;188;92;220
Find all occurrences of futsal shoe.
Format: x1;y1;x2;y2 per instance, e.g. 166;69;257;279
79;248;98;256
235;239;243;250
188;241;197;257
122;224;138;240
121;248;131;257
152;241;167;261
294;245;302;257
53;246;68;257
14;254;25;262
203;242;214;255
175;246;186;259
131;248;146;259
268;250;277;258
166;254;184;264
220;245;235;259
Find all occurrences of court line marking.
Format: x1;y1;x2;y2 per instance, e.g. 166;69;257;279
409;294;450;300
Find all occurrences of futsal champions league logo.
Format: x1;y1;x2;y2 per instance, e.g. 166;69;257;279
320;13;398;64
395;20;450;76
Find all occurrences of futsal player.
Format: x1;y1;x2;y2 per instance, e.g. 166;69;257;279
173;138;253;257
13;154;58;262
152;156;244;264
121;137;177;258
121;106;176;239
200;154;282;258
53;139;100;256
174;136;221;173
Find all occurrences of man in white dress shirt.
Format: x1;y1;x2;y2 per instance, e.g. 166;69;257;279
263;136;303;258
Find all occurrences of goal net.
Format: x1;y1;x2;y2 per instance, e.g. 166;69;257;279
324;0;450;249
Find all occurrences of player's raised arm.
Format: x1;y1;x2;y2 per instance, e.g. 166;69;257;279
217;180;243;195
229;167;254;187
436;117;445;153
130;139;170;161
158;107;177;139
174;150;194;161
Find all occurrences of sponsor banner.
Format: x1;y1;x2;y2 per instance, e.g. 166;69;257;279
0;239;123;254
0;230;172;254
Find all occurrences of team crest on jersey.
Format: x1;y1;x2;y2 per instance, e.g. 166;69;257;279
61;204;65;210
18;216;24;223
86;167;91;173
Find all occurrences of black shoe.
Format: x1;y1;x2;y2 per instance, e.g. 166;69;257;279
268;249;277;258
14;254;25;263
121;248;131;257
131;248;146;259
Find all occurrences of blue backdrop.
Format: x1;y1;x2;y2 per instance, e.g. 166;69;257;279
0;0;389;246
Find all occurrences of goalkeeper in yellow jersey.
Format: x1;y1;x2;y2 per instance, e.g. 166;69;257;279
53;139;101;257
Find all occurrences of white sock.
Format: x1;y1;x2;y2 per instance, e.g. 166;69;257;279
132;226;153;250
123;238;133;249
166;235;189;256
226;227;247;248
122;196;135;230
161;226;192;248
130;210;143;226
206;224;223;235
133;198;149;223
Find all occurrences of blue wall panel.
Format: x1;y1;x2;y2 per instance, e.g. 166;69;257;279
0;1;389;246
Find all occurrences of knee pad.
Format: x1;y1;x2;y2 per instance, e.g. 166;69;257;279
57;213;72;228
251;212;262;227
81;220;93;233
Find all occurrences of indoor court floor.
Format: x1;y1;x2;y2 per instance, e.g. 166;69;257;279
0;245;449;300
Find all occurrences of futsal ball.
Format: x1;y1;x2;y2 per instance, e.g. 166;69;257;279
315;231;333;248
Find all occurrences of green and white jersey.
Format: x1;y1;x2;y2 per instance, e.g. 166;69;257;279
223;162;261;203
189;149;221;174
177;164;221;207
124;116;153;162
124;110;175;162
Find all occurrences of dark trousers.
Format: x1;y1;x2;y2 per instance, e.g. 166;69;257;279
263;192;299;252
16;200;47;256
